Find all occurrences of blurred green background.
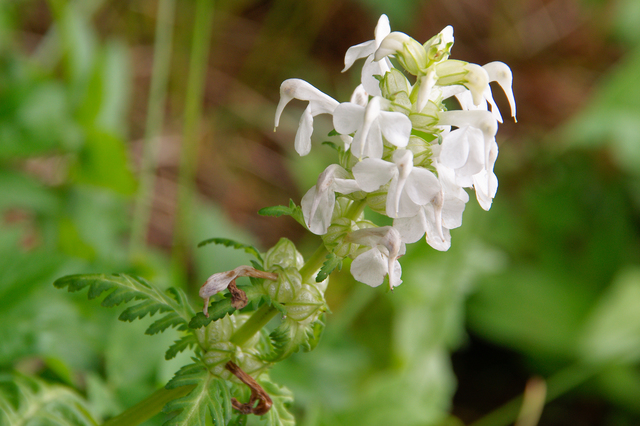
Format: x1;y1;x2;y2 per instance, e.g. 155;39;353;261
2;0;640;425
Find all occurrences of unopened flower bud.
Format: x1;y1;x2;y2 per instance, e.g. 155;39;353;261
380;68;411;99
375;32;427;76
423;25;454;64
436;60;489;106
322;217;376;258
264;267;302;303
264;238;304;271
285;284;325;321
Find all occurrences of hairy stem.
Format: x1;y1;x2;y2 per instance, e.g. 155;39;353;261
102;384;195;426
230;303;279;347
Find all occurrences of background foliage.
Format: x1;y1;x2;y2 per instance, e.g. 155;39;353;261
2;0;640;425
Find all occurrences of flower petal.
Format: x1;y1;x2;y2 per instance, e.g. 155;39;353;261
483;61;516;121
294;106;313;156
333;102;364;134
378;110;411;147
352;158;396;192
404;167;441;205
350;248;387;287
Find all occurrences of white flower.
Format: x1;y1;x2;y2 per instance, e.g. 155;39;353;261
342;14;392;96
347;226;405;289
301;165;360;235
352;149;441;218
393;164;468;251
439;125;486;186
274;79;339;156
333;96;412;159
438;110;499;210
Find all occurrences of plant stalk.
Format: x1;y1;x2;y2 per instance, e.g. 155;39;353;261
102;384;195;426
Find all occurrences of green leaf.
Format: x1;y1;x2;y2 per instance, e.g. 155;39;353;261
316;253;343;282
258;200;306;228
189;285;267;329
72;129;137;194
0;372;98;426
197;237;263;263
166;334;198;360
258;375;295;426
163;362;232;426
54;273;195;334
321;141;342;152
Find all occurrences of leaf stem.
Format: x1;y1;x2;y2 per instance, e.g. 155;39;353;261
130;0;176;258
299;245;329;283
469;363;599;426
102;384;195;426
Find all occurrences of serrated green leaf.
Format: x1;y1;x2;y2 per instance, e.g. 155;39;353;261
54;273;195;335
189;285;267;329
258;200;306;228
258;375;295;426
147;312;185;335
197;238;263;263
166;335;198;360
258;205;293;217
0;372;98;426
316;253;343;282
163;362;232;426
327;129;340;137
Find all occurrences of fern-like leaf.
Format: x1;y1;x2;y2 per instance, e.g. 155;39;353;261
258;200;306;228
54;273;195;335
163;362;232;426
166;334;198;360
316;253;343;282
197;238;263;263
258;375;295;426
0;372;98;426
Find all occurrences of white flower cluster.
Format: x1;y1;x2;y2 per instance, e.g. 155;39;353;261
275;15;516;290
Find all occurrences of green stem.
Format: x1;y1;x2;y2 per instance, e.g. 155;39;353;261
230;303;278;347
469;363;599;426
299;245;329;283
130;0;176;258
102;384;195;426
172;0;214;270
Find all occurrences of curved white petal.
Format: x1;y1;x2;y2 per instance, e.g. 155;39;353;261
294;106;313;156
352;158;396;191
275;79;338;128
378;110;412;147
393;211;427;244
440;127;471;169
404;167;441;206
333;102;364;134
343;40;376;72
483;61;516;121
350;248;387;287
